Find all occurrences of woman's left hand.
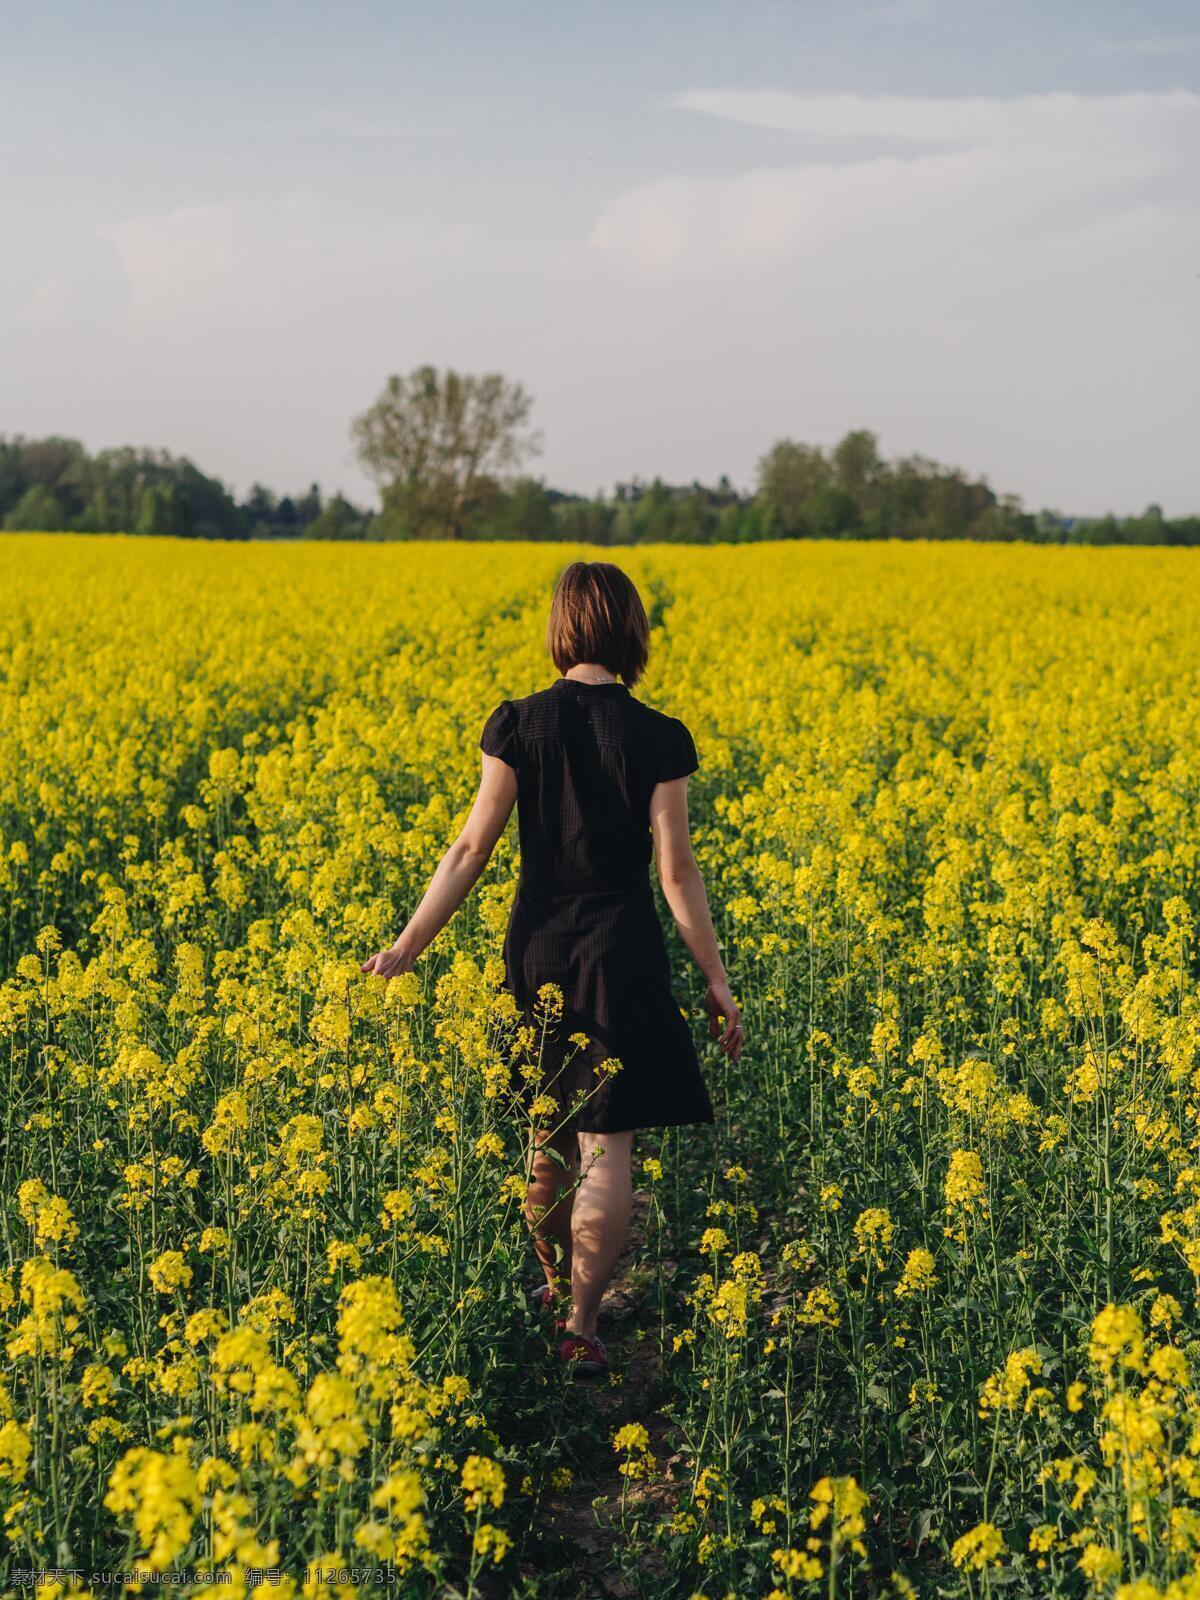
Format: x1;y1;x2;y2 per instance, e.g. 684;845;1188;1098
360;941;416;979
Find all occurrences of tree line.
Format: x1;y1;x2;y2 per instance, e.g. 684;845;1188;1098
3;366;1196;545
0;436;367;542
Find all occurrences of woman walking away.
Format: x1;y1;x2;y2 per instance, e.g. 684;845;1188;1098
361;560;743;1378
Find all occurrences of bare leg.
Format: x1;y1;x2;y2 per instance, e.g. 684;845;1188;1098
566;1130;634;1340
525;1128;580;1293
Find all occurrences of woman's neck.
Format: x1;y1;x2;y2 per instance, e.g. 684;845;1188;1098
564;662;618;685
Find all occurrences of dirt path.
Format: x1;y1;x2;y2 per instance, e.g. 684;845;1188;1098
521;1194;687;1598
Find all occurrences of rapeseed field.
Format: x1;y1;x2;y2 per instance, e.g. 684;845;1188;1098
2;534;1199;1599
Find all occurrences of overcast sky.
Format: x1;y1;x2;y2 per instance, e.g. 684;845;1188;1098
2;1;1197;516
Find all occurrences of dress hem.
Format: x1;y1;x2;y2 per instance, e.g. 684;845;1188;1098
563;1113;716;1135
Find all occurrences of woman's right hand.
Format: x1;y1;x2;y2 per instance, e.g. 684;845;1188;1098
360;940;417;979
704;977;744;1063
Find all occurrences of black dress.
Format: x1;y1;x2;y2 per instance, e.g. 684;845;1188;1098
479;676;715;1135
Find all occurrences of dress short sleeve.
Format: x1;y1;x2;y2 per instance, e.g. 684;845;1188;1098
479;700;518;768
656;715;699;783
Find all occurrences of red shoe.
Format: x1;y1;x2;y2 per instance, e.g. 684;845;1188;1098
532;1283;568;1328
559;1332;608;1379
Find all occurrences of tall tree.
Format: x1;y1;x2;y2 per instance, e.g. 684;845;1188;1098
756;440;831;536
351;365;539;539
831;429;882;500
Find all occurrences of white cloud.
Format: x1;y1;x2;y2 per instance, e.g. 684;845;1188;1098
672;86;1198;145
97;199;296;317
95;194;475;323
579;87;1200;515
592;90;1199;276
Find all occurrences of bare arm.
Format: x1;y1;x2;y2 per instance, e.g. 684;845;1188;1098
361;753;518;978
649;776;744;1062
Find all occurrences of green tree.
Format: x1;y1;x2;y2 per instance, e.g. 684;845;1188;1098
366;487;418;541
304;494;366;541
1128;504;1166;545
714;501;746;542
800;484;862;538
831;429;881;503
241;484;278;537
351;366;539;539
134;482;192;536
134;484;167;536
672;487;719;543
756;441;831;536
19;436;86;494
3;484;65;531
488;476;557;539
553;498;617;543
294;483;322;527
0;438;22;513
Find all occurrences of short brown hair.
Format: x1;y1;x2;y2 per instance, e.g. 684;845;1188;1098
546;561;650;687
